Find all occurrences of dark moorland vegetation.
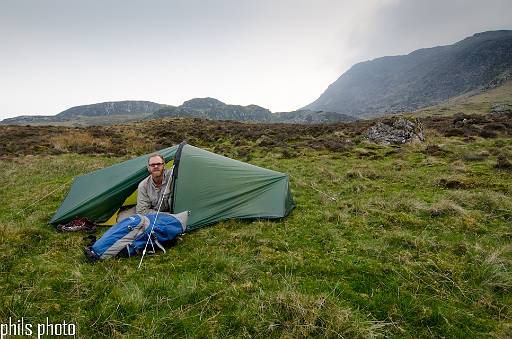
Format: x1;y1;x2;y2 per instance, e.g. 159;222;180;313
1;112;511;157
0;113;511;337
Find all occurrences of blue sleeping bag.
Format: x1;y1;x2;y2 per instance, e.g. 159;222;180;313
87;211;188;260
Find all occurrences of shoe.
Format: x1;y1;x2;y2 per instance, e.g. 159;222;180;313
56;217;97;232
83;246;99;262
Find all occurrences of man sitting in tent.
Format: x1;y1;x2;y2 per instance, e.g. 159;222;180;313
136;153;173;215
105;153;173;222
84;154;183;261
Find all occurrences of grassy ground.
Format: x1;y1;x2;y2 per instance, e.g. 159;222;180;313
1;133;511;337
415;80;512;117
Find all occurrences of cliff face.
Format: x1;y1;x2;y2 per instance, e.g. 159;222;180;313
303;30;512;117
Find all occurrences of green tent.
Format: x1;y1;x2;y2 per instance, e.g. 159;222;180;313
50;143;294;230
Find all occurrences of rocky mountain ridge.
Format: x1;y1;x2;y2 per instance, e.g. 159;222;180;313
1;101;163;126
1;98;356;125
304;30;512;117
57;100;164;118
153;98;274;122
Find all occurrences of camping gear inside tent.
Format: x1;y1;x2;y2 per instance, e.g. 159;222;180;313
50;142;295;231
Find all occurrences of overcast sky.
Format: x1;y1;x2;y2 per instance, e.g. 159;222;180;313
1;0;511;119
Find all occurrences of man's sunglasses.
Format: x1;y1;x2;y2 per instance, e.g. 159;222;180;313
148;163;164;167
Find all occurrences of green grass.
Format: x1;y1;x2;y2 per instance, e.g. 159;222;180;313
415;79;512;117
1;136;511;337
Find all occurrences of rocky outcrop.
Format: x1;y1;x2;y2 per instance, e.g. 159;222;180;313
365;117;425;145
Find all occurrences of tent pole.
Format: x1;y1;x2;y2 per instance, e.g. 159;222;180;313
137;166;174;269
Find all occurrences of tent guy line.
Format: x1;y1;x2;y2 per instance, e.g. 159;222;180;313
288;174;337;202
16;179;73;216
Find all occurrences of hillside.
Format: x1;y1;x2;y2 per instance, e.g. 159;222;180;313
0;115;511;337
1;100;163;126
56;100;163;118
153;97;273;122
414;79;512;117
272;110;356;124
304;30;512;117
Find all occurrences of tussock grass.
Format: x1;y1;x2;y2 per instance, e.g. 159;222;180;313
1;136;511;337
427;199;467;217
450;159;467;172
50;132;113;153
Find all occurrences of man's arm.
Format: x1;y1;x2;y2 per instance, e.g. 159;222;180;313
136;180;155;215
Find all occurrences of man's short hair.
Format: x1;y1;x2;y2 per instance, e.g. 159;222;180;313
147;153;165;165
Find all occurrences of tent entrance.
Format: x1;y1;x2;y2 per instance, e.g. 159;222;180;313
99;158;175;225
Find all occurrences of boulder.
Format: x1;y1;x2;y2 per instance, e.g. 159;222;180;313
364;117;425;145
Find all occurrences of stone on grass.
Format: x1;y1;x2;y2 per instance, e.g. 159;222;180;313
364;116;425;145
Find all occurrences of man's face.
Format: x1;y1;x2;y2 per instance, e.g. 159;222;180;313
148;156;165;178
